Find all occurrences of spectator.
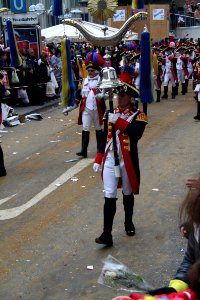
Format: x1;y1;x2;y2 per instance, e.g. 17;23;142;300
194;2;200;24
25;48;44;105
148;174;200;295
184;0;192;15
50;48;62;96
191;1;197;12
170;0;178;30
37;52;51;103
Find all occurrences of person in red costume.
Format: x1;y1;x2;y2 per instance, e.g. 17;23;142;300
93;81;148;247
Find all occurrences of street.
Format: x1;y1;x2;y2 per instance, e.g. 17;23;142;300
0;87;200;300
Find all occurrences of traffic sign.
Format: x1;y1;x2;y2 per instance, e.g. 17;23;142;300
10;0;27;13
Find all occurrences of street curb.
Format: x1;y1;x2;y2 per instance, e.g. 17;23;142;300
16;98;61;116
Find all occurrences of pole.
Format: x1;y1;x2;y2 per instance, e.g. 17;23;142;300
108;89;120;177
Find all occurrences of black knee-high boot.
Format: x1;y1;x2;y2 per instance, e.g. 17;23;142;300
76;131;90;158
95;197;117;246
172;86;176;99
0;145;6;177
95;130;103;152
123;193;135;236
162;86;168;99
175;83;179;95
194;102;200;120
156;90;161;102
181;83;186;95
185;79;188;93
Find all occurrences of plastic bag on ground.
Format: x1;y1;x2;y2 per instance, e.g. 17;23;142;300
98;255;153;293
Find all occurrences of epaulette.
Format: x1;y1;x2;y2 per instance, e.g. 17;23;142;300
136;112;148;122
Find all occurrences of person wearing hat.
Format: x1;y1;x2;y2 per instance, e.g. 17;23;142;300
161;46;177;99
75;51;105;158
194;74;200;120
93;80;148;246
175;47;188;95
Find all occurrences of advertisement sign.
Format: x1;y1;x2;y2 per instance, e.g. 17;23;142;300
153;9;165;21
10;0;27;13
2;13;38;26
113;10;126;22
4;26;41;58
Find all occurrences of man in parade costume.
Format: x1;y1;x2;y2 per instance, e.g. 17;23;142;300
75;51;105;158
93;80;148;246
161;46;177;99
175;47;188;96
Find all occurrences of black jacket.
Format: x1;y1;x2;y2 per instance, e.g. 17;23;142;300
175;227;200;283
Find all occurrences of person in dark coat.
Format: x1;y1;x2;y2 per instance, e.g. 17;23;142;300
93;82;148;246
24;48;44;105
148;176;200;295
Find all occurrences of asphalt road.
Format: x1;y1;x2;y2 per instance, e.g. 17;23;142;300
0;86;200;300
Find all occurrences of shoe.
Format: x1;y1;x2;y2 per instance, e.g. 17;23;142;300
0;170;6;177
125;223;135;236
95;232;113;246
76;151;87;158
194;116;200;120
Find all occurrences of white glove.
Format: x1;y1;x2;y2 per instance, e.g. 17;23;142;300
108;113;119;124
96;88;105;100
62;104;78;116
93;163;101;173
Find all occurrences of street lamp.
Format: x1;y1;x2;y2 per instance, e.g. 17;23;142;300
29;3;45;15
29;3;47;28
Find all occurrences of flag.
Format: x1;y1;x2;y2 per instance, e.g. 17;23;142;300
139;27;154;105
53;0;63;16
61;38;76;107
6;20;22;68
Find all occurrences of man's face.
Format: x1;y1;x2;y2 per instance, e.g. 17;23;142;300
87;68;96;78
117;92;131;109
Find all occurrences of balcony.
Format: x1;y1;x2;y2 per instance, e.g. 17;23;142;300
170;12;200;30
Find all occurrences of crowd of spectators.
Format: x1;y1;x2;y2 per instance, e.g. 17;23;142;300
0;41;62;106
170;0;200;29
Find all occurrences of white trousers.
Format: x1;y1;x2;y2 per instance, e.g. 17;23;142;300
163;72;176;87
177;69;185;83
103;153;132;198
82;108;101;131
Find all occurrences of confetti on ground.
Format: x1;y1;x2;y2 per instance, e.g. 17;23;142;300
12;152;18;155
152;188;159;191
81;186;86;188
87;265;94;270
71;177;79;182
65;159;79;163
49;140;61;143
65;150;70;153
55;183;61;187
76;132;82;135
